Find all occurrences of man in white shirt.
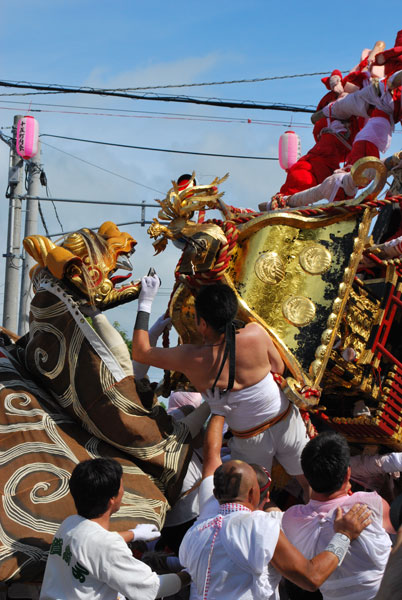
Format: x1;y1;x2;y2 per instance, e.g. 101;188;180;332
282;431;394;600
40;458;190;600
188;412;282;600
179;458;371;600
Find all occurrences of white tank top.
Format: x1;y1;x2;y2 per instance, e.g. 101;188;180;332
202;371;289;431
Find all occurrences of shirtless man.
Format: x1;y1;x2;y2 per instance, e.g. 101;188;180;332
132;277;310;494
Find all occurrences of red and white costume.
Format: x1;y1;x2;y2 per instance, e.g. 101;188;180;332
322;74;401;164
279;74;356;198
321;29;402;166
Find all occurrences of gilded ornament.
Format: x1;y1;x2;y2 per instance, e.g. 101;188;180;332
282;296;316;327
24;222;140;310
284;377;320;409
310;359;322;377
332;298;342;313
338;283;347;298
321;329;333;344
315;345;328;360
351;156;387;188
299;244;332;275
327;313;338;328
255;252;285;284
147;172;230;255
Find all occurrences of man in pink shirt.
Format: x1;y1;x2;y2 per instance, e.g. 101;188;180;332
282;432;394;600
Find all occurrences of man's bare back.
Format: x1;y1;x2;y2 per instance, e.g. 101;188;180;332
134;317;284;394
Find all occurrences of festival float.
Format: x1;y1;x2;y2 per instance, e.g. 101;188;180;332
1;29;402;589
147;158;402;457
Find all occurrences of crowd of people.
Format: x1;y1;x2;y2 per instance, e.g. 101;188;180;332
39;273;402;600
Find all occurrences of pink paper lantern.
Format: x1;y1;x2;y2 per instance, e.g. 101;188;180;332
278;130;301;171
16;116;39;159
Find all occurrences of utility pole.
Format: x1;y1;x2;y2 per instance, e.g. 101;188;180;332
18;139;41;335
2;115;24;333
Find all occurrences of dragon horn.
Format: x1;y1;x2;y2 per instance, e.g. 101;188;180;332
23;235;56;267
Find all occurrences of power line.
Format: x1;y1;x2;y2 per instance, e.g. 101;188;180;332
0;72;348;92
38;201;50;236
47;220;154;239
102;70;350;91
0;99;312;125
0;80;316;113
40;140;165;195
43;179;65;233
40;133;278;160
0;101;313;128
19;196;159;208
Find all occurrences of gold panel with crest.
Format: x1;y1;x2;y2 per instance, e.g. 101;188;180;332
226;208;375;387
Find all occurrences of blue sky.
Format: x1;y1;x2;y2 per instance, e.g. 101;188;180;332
1;1;401;352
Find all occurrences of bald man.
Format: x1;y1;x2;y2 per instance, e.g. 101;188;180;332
179;460;371;600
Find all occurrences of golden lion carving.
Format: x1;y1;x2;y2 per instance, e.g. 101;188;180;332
23;221;141;310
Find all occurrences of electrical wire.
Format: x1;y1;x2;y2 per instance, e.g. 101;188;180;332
0;80;316;113
103;70;350;91
44;180;64;233
41;133;278;160
0;72;348;92
0;99;313;126
47;220;153;239
0;102;313;128
38;201;50;236
21;197;159;207
40;140;165;195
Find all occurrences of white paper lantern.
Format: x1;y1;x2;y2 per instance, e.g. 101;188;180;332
278;130;301;171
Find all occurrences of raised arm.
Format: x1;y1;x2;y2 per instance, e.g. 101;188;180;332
132;275;192;374
132;314;171;378
272;503;372;591
202;414;225;478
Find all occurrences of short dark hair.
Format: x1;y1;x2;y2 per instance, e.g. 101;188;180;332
250;464;271;505
69;458;123;519
195;284;238;333
301;431;350;494
213;463;242;503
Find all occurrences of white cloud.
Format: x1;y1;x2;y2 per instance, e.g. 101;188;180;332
85;53;222;89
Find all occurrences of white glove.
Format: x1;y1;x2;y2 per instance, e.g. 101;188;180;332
130;523;161;542
381;453;402;473
138;275;160;313
149;314;172;346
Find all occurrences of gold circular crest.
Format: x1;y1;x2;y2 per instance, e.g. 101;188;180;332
299;244;332;275
282;296;316;327
255;252;285;285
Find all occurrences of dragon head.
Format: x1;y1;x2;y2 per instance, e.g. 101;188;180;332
148;172;229;254
24;221;141;310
